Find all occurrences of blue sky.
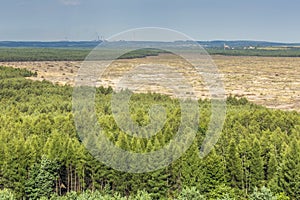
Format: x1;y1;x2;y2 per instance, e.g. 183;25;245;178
1;0;299;42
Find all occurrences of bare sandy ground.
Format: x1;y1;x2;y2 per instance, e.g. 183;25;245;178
1;54;299;112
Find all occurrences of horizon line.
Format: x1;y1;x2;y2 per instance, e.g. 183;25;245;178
0;40;300;44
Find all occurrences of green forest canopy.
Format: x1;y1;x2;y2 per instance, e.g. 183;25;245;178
0;66;299;199
1;47;300;62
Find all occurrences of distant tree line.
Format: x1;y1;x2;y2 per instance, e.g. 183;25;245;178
207;48;300;57
0;48;168;62
1;48;300;62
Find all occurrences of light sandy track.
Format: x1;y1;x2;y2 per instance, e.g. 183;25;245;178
1;54;299;112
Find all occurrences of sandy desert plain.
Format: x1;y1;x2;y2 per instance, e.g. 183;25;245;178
1;53;299;112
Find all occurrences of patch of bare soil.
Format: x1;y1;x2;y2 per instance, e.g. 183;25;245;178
1;54;299;112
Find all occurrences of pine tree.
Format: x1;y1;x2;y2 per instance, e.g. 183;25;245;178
148;168;170;199
249;186;276;200
266;145;279;193
249;138;264;190
226;139;243;189
2;133;28;198
279;138;300;199
201;148;226;194
180;143;201;188
25;155;58;199
239;139;251;196
266;145;277;181
178;186;205;200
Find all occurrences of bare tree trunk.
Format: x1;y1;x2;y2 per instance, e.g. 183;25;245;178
74;170;77;192
56;178;58;195
70;164;73;191
67;165;70;193
81;167;84;192
59;177;62;196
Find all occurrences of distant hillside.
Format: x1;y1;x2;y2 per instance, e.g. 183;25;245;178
1;40;300;49
1;41;300;60
197;40;300;48
0;41;101;48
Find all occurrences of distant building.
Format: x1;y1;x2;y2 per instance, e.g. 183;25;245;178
244;46;256;50
224;43;231;50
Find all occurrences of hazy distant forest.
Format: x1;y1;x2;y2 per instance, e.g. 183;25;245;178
0;62;299;200
2;47;300;62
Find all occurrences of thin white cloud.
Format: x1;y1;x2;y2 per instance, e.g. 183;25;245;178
59;0;81;6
